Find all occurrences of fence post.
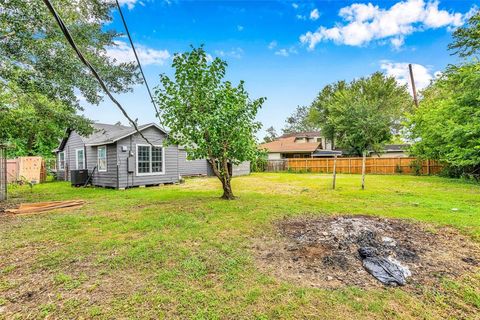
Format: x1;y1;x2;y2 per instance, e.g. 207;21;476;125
427;159;430;175
361;151;366;190
332;155;337;189
349;158;351;174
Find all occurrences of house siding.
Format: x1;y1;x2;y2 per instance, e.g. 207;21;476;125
115;127;179;188
177;150;250;177
232;161;250;176
56;126;179;188
86;144;119;188
178;150;212;177
56;131;84;181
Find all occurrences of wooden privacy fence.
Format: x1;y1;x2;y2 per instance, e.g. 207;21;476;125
7;157;47;183
267;157;443;175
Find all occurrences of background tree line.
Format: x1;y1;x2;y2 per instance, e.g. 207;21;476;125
270;11;479;178
0;0;140;158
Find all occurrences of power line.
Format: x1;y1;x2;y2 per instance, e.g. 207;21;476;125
115;1;169;136
41;0;153;146
114;0;160;121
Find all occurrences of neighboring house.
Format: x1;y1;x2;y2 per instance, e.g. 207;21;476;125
259;131;341;160
370;144;410;158
56;122;250;189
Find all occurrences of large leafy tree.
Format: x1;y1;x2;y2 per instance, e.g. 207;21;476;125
263;126;278;143
282;105;318;134
408;11;480;176
310;73;412;156
309;81;347;148
0;0;140;157
155;47;265;200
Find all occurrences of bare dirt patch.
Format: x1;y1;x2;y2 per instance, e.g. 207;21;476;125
253;215;480;289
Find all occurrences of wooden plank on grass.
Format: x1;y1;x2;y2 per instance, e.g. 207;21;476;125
5;200;85;214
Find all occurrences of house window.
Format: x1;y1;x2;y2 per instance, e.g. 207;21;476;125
137;145;150;174
98;146;107;172
75;148;85;169
58;151;65;171
136;144;164;175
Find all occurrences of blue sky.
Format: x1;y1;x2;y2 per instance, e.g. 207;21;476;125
81;0;478;138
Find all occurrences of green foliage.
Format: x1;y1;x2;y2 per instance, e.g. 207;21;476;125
0;80;92;158
282;105;318;134
3;174;480;318
250;149;268;172
155;47;265;199
0;0;140;157
262;126;278;143
408;12;480;177
409;159;423;176
449;11;480;58
407;63;480;173
310;73;412;156
394;164;403;174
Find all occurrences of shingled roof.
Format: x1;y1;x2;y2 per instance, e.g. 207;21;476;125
279;131;321;139
81;123;166;146
259;136;320;153
56;122;167;151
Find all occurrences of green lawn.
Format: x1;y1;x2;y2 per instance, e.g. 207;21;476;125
1;173;479;319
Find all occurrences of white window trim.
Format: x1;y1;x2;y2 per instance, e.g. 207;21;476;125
97;145;107;172
75;148;85;170
58;151;65;171
136;144;165;176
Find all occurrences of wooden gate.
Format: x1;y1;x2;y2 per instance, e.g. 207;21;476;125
6;157;46;183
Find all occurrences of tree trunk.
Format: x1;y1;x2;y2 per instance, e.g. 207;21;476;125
208;158;236;200
220;178;235;200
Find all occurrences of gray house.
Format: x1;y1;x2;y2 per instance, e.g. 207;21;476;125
56;122;250;189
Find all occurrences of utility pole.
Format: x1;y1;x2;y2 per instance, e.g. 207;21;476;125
408;64;419;107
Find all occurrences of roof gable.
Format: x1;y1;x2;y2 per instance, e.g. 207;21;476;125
56;123;167;151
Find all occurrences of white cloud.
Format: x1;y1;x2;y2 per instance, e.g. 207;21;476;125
296;14;307;20
214;48;244;59
292;3;299;9
390;36;405;49
310;8;320;21
300;0;471;50
268;40;278;49
274;47;298;57
106;41;171;66
237;25;244;31
116;0;138;10
380;61;437;93
275;49;289;57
